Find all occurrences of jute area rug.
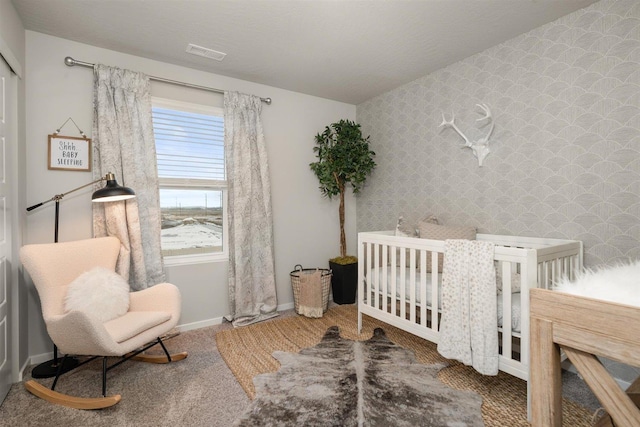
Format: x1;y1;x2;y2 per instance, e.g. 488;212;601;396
216;304;593;427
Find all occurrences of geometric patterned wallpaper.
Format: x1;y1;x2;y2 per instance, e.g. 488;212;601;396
356;0;640;382
357;0;640;269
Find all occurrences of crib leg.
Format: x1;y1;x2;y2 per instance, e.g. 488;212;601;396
358;309;362;333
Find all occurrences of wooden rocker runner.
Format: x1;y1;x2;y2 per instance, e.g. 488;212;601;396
20;237;188;409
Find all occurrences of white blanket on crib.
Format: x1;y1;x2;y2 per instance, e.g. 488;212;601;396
437;239;499;376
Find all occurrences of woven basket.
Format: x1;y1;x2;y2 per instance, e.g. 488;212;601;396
290;265;332;316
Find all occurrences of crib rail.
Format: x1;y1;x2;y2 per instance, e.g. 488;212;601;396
357;231;583;382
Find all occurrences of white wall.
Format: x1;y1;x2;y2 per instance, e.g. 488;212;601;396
25;31;356;358
0;0;24;68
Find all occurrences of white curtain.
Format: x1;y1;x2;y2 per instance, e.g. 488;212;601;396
224;91;278;327
92;64;165;290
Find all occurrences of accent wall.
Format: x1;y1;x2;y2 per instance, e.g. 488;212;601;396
356;0;639;384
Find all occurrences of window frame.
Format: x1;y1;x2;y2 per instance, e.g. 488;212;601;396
152;96;228;265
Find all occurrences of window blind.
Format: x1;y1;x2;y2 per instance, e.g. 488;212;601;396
152;107;225;181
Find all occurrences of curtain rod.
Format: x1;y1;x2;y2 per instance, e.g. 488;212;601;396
64;56;272;105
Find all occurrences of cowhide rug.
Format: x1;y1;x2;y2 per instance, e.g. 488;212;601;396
234;326;484;426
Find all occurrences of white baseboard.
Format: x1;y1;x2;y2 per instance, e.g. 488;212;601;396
176;316;224;332
30;351;54;366
563;360;631;390
175;303;294;332
617;378;631;390
277;302;295;311
17;358;30;382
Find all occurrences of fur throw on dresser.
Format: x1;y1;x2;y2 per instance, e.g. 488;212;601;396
553;260;640;307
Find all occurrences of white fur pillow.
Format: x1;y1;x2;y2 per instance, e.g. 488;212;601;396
553;260;640;307
65;267;130;323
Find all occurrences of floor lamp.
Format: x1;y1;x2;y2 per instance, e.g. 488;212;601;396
26;172;135;378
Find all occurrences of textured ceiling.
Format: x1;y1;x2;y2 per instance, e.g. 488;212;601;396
12;0;598;104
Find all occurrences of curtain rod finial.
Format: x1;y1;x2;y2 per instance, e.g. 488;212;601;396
64;57;76;67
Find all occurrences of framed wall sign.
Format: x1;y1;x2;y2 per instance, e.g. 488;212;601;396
48;134;91;171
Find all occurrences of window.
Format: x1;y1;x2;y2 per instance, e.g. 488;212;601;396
151;98;227;263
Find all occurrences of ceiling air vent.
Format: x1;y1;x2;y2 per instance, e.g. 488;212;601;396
186;44;227;61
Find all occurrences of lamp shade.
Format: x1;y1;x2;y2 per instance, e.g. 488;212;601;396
91;173;136;202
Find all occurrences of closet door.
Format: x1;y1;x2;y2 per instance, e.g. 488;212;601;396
0;56;14;404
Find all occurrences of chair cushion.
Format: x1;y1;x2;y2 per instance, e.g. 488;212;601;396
104;311;172;343
65;267;130;323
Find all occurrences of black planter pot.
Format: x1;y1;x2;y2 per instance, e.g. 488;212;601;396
329;261;358;304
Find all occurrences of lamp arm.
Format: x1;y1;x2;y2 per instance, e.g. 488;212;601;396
26;176;107;212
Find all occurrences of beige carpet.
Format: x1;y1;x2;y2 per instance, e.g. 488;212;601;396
216;304;594;427
0;326;250;427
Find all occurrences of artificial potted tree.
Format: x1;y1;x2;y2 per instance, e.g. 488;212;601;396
310;119;376;304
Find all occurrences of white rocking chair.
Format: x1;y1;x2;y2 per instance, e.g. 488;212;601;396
20;236;187;409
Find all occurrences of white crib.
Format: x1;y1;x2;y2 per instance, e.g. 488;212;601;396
357;231;583;382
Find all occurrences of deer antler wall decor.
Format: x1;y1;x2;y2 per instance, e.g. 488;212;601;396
439;103;495;167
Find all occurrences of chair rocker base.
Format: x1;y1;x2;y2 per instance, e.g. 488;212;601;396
25;338;187;410
131;351;188;364
25;380;121;410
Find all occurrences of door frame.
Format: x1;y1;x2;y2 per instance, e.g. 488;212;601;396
0;34;24;401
